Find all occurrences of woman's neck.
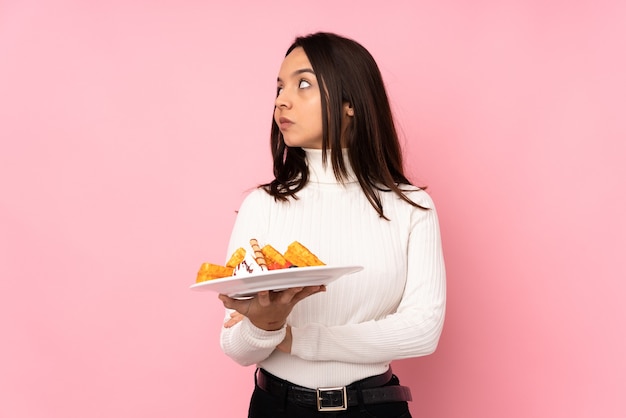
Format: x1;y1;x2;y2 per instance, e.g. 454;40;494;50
303;148;357;185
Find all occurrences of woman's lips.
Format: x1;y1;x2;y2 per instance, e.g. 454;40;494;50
278;117;294;130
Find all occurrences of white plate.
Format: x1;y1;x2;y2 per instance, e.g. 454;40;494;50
190;265;363;298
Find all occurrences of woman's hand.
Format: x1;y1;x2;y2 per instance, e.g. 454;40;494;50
218;285;325;331
223;311;245;328
224;314;292;353
276;325;292;353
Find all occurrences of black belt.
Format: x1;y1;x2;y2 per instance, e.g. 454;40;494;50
255;368;412;412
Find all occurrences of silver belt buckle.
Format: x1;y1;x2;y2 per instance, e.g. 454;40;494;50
316;386;348;411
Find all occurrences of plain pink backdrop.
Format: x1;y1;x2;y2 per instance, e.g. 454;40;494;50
1;1;625;417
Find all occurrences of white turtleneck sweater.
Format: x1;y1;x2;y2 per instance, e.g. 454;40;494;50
220;148;446;388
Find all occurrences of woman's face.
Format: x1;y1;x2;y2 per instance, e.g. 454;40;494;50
274;47;323;149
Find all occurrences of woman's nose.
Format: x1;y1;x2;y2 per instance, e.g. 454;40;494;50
275;89;291;109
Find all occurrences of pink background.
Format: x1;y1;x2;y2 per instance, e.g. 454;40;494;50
1;1;625;417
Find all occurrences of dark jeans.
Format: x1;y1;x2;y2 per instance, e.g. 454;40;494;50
248;372;412;418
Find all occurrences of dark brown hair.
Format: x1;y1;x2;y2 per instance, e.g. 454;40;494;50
262;32;427;219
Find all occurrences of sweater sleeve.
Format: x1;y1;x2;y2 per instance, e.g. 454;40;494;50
290;196;446;363
219;190;287;366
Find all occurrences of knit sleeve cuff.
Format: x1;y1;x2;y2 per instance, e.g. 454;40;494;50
239;317;287;348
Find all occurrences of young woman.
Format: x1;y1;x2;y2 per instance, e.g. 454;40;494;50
218;32;446;418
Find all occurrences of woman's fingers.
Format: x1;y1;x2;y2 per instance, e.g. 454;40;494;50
219;285;326;331
224;311;245;328
218;294;243;311
287;285;326;303
278;287;304;303
256;290;271;307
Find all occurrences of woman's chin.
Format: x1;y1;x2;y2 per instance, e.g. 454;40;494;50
284;139;322;149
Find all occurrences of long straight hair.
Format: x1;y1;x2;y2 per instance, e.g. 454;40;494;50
263;32;427;219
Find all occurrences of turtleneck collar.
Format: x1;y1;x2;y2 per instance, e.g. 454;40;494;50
303;148;358;185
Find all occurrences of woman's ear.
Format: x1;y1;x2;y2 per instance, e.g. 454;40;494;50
344;103;354;117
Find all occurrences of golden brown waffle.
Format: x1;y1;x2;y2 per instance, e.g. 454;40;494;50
284;241;325;267
225;247;246;268
261;244;290;268
196;263;233;282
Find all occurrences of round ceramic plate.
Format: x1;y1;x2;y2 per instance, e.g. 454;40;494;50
190;265;363;298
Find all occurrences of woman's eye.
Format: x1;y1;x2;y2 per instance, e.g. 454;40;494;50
299;79;311;89
276;86;283;96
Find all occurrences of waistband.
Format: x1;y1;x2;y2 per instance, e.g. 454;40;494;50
255;367;412;412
